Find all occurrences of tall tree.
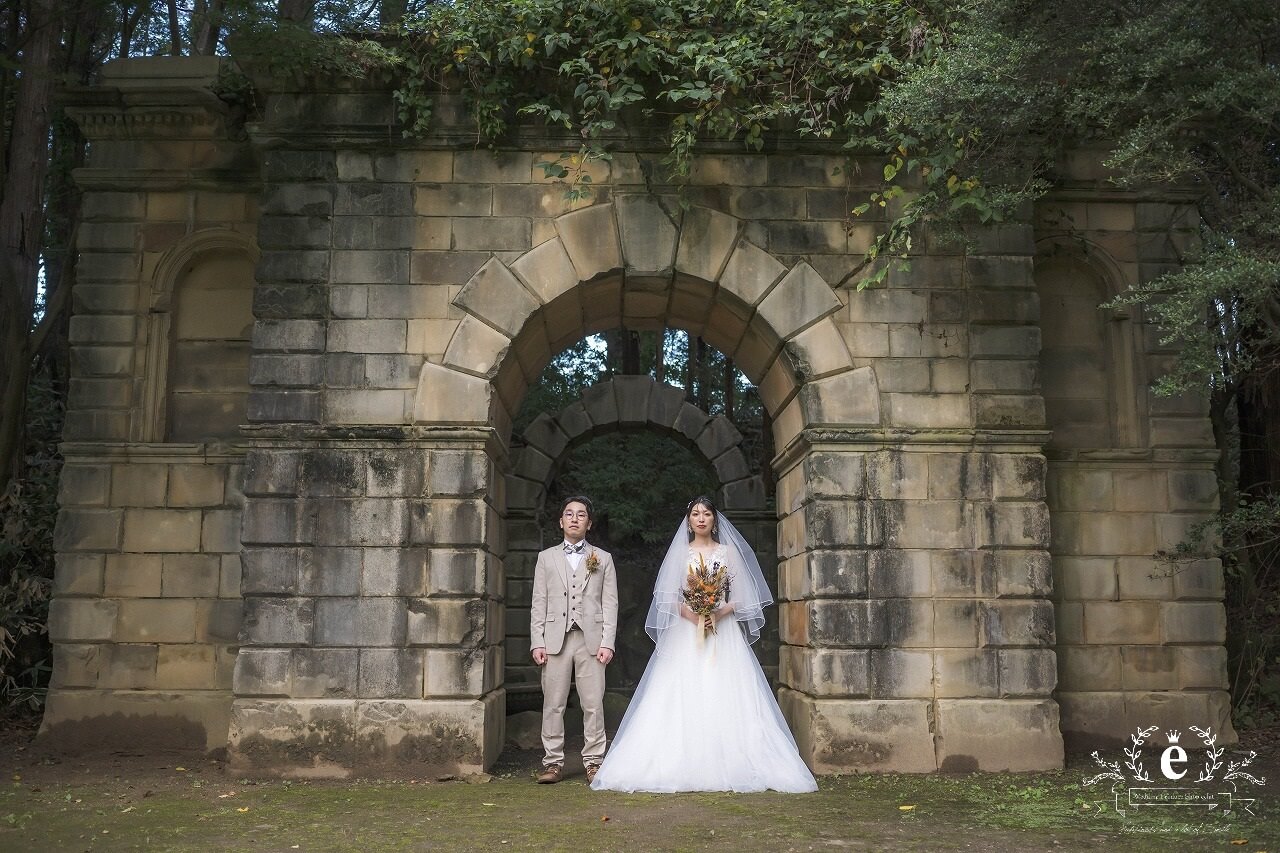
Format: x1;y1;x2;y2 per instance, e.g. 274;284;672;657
0;0;59;489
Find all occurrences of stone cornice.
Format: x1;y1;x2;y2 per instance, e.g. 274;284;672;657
238;423;509;464
774;427;1055;471
60;441;248;463
72;167;260;192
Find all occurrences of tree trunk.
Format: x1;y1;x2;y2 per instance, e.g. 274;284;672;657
166;0;181;54
695;337;709;412
682;331;694;402
0;0;57;489
725;361;736;419
278;0;317;26
622;329;640;375
192;0;223;55
655;328;666;384
380;0;408;27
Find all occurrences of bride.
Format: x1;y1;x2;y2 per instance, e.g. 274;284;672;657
590;496;817;793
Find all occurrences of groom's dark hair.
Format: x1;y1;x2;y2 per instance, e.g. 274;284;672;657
560;495;594;520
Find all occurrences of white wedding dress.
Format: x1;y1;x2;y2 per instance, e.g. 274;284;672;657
590;545;817;793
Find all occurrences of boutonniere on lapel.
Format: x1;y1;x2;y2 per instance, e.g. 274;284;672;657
585;551;601;574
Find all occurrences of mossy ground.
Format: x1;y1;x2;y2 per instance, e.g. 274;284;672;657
2;723;1278;852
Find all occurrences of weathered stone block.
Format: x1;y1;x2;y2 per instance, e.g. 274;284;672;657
412;361;492;424
242;451;299;497
156;644;217;690
48;598;118;642
407;598;482;646
116;599;198;643
50;643;103;688
423;647;491;696
53;554;105;596
1161;601;1226;644
429;451;488;497
313;498;409;548
161;553;220;597
291;648;359;698
979;600;1055;647
242;597;313;645
359;648;425;699
234;648;293;697
935;699;1063;771
121;509;201;552
443;315;510;379
252;319;325;353
98;644;159;690
167;464;226;507
934;649;998;698
1177;645;1228;690
455;259;539;337
998;648;1057;696
247;389;322;423
799;367;882;427
363;548;426;597
329;319;407;354
54;508;123;552
780;692;936;773
427;549;486;595
297;547;361;597
202;509;241;553
241;499;310;546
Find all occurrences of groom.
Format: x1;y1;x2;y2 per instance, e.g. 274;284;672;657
529;495;618;784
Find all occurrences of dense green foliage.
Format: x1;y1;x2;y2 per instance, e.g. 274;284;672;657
0;369;62;711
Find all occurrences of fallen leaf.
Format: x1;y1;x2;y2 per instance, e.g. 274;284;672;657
1229;842;1247;847
175;767;187;772
237;807;250;813
898;805;916;811
218;792;237;798
601;815;610;822
121;807;134;814
482;802;496;807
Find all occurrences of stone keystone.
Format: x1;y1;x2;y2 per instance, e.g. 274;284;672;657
555;204;621;282
676;206;741;284
611;375;654;426
413;361;492;424
616;195;678;276
454;259;540;337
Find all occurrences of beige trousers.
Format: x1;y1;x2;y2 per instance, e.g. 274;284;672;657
540;627;607;767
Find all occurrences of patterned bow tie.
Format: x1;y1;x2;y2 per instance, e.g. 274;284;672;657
564;541;585;554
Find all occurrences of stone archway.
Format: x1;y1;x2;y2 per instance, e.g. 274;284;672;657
405;197;926;770
412;199;881;441
502;375;772;700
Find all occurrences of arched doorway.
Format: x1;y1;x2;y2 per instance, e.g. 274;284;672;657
503;375;773;706
412;198;890;768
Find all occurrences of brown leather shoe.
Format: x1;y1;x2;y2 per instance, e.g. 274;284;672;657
585;764;601;784
536;764;563;784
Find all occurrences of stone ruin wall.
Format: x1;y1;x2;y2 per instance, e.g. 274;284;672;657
42;56;1228;775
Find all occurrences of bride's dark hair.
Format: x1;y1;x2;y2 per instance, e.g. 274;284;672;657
686;495;720;542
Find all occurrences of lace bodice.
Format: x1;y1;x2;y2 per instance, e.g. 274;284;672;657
687;544;728;570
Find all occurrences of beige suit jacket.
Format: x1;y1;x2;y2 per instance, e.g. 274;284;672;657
529;543;619;656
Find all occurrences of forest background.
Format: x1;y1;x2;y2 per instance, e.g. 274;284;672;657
0;0;1276;732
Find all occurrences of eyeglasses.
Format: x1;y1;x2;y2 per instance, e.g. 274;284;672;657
562;511;589;519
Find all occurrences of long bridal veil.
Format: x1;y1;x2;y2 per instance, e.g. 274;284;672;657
643;512;773;645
